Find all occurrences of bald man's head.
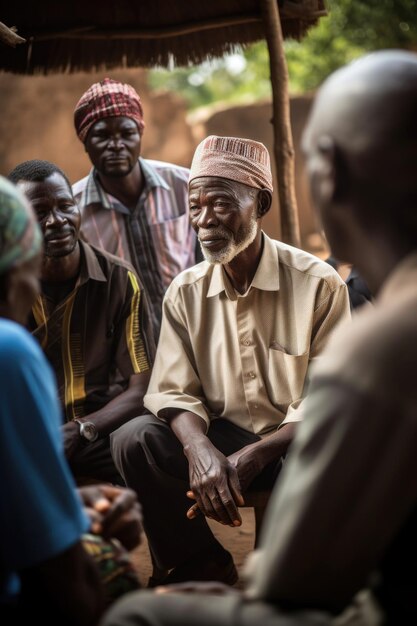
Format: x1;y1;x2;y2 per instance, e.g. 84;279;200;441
302;50;417;260
305;50;417;149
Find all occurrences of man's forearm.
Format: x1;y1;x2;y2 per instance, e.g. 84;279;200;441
79;371;151;437
165;409;209;450
260;421;297;461
234;422;297;474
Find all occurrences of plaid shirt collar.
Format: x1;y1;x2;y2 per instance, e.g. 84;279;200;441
83;157;170;212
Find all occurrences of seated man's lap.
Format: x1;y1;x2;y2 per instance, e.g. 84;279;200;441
111;415;282;492
70;436;124;485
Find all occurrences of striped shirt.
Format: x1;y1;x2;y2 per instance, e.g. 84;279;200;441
27;241;151;422
72;158;200;342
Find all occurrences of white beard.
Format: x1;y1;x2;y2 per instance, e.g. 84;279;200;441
199;214;258;265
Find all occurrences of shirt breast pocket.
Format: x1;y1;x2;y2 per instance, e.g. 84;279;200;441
267;347;309;412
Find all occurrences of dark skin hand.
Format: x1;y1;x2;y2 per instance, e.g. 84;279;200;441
166;410;244;527
168;414;296;526
62;370;151;460
19;487;141;622
185;437;244;527
79;484;143;551
21;486;144;620
186;422;297;521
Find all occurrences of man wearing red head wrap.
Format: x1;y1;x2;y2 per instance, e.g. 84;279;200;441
73;78;201;343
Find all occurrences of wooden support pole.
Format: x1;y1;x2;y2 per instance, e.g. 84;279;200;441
260;0;301;248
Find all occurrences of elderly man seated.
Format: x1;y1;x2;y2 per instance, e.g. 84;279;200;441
103;50;417;626
110;135;351;584
9;159;153;485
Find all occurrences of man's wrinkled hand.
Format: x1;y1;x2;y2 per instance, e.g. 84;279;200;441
227;447;261;494
185;488;244;527
185;441;244;527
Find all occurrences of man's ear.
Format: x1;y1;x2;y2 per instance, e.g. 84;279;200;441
315;135;347;204
257;189;272;218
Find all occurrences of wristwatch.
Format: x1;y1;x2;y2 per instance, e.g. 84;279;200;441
74;419;99;442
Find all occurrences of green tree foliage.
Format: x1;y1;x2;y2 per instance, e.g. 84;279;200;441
148;0;417;107
286;0;417;92
148;44;272;109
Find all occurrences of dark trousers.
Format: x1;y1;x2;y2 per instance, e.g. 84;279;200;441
110;415;282;570
70;436;124;485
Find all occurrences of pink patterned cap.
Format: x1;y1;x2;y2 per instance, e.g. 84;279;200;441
189;135;273;191
74;78;145;143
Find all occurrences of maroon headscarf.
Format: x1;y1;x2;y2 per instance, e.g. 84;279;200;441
74;78;145;143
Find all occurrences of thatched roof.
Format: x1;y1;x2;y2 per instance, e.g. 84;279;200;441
1;0;326;74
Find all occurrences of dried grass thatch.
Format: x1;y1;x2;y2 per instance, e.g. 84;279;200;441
1;0;326;75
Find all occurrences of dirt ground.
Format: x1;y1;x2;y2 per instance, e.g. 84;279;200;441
130;512;383;625
132;507;257;589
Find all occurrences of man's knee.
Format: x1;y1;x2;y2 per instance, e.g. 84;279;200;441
110;414;175;467
111;414;151;463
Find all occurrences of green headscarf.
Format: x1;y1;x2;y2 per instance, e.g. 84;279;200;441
0;175;42;275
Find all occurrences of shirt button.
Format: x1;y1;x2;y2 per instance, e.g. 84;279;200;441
248;371;256;379
253;404;259;409
241;338;252;346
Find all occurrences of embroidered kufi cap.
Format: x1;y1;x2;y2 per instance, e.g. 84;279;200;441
189;135;273;192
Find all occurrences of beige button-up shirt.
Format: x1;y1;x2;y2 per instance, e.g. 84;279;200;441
144;233;350;436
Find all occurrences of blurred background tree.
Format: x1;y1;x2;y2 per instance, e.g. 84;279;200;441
285;0;417;92
149;0;417;107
